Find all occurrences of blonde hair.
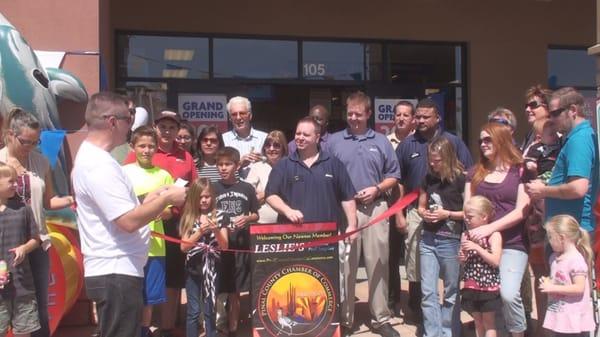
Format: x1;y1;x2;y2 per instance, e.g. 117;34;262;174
545;215;593;268
427;136;464;183
464;195;495;220
179;178;215;236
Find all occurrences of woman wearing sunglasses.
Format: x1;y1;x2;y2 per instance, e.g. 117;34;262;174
196;126;225;182
244;130;288;224
0;108;75;337
521;85;552;153
464;122;531;337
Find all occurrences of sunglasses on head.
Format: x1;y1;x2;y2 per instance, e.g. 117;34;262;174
549;107;567;118
490;118;511;128
525;101;544;110
478;136;492;145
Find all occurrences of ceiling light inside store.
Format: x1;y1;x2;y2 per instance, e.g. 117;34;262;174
162;69;189;78
164;49;195;61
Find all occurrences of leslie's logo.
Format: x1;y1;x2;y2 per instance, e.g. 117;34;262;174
257;264;336;336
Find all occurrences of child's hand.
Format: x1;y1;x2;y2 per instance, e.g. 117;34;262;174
539;276;553;292
458;249;467;262
422;208;449;223
9;246;27;266
461;239;480;253
233;215;249;228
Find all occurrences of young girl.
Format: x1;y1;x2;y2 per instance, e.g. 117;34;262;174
460;195;502;337
417;136;465;337
180;178;229;337
540;215;595;337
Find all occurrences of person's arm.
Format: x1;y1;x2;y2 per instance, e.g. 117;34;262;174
341;199;357;240
114;186;186;233
461;232;502;267
355;177;398;204
416;187;428;218
180;228;203;253
528;177;589;200
10;238;39;266
216;228;229;250
394;183;408;233
470;183;530;241
43;171;74;210
266;195;304;223
540;274;587;295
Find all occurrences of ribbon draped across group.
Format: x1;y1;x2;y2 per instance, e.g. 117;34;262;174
151;190;419;253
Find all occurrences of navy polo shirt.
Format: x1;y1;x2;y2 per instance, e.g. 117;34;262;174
328;128;401;191
265;150;356;225
396;129;473;192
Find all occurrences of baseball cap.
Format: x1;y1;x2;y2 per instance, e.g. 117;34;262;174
154;110;180;125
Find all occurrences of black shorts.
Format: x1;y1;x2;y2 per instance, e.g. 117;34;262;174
218;228;250;293
164;217;186;288
461;288;500;313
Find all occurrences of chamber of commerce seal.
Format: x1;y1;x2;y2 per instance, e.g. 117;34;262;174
256;264;336;336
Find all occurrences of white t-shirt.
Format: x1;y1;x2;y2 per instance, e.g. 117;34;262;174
73;141;149;277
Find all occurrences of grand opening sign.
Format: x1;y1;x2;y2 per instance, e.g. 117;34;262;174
178;93;228;132
250;222;340;337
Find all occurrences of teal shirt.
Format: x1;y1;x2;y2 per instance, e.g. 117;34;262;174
545;120;599;231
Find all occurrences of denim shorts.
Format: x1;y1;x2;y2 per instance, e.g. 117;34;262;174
0;294;40;335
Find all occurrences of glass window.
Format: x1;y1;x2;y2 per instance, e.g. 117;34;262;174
388;44;462;85
213;39;298;79
117;35;209;79
548;48;596;88
115;81;168;119
302;42;382;81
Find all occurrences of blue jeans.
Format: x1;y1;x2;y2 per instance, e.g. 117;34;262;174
85;274;143;337
29;247;49;337
499;248;528;333
186;274;216;337
419;231;461;337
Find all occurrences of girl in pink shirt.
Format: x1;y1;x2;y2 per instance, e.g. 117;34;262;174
540;215;595;336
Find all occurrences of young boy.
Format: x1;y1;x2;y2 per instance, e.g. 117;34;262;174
0;163;41;337
213;147;259;336
122;126;174;337
524;119;561;182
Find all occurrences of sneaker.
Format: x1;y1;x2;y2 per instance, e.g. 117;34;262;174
371;323;400;337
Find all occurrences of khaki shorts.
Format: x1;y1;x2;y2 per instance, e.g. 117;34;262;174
404;207;422;282
0;294;40;336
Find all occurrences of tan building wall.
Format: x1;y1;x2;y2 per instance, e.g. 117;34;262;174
107;0;595;150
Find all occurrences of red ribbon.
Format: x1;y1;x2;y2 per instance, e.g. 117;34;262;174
151;190;419;253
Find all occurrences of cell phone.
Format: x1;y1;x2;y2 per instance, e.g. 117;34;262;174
428;204;438;212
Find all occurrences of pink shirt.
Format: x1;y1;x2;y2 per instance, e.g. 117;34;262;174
543;250;596;333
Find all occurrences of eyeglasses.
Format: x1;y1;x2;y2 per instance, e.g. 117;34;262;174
549;107;567;118
264;141;282;149
16;137;41;146
478;136;493;145
201;137;219;144
525;101;544;110
230;111;249;118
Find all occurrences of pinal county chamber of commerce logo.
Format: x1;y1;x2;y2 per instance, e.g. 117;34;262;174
257;264;336;336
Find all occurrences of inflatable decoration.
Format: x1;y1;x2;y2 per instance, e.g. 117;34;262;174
0;13;87;336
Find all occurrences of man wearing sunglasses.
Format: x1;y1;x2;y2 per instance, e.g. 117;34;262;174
526;87;599;236
72;92;187;337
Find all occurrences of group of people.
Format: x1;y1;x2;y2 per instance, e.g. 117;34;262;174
0;84;595;337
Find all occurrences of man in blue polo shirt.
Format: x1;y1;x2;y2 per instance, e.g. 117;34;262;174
329;91;401;337
395;98;472;325
526;87;598;234
265;116;357;227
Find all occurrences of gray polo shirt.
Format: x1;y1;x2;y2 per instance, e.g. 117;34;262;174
328;128;401;192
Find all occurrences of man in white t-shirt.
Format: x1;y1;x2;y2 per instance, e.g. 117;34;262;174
222;96;267;169
72;92;186;337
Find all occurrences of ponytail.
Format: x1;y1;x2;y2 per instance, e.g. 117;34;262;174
575;227;594;271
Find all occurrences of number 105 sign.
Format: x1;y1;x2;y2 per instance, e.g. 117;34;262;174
303;63;326;77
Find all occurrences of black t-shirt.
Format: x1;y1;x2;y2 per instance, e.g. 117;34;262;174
420;172;465;237
213;180;259;249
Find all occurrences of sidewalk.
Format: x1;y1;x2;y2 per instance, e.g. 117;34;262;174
55;266;536;337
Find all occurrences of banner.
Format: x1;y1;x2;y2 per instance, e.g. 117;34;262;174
251;222;339;337
178;93;228;132
374;98;418;134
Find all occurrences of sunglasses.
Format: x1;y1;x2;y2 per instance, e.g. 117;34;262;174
549;107;567;118
264;141;282;149
103;114;133;124
525;101;544;110
489;118;511;128
478;136;493;145
201;137;219;144
16;136;41;146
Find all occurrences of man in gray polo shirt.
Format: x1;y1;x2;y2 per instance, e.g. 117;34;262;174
329;91;401;337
